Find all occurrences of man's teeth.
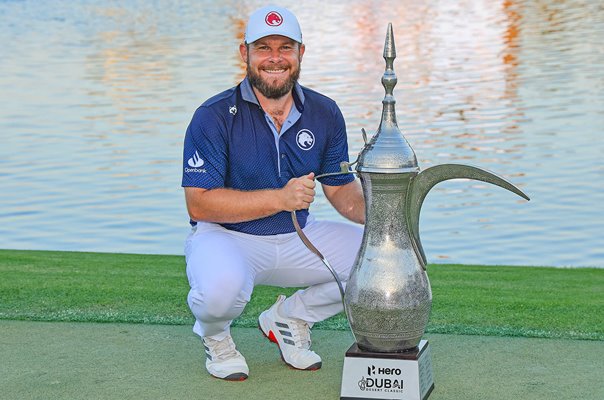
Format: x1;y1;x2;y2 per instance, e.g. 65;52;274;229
264;69;285;73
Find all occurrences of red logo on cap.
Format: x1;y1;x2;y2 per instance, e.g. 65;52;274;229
265;11;283;26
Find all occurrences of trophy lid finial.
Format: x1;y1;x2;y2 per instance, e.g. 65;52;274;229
356;23;418;173
383;23;396;62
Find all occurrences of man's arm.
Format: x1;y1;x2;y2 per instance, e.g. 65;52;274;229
185;173;316;223
322;179;365;224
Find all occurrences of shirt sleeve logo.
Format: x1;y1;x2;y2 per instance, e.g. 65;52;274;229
296;129;315;150
187;151;205;167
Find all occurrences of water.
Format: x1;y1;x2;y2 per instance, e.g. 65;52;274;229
1;0;603;267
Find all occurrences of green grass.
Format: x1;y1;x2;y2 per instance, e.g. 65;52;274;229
0;249;602;340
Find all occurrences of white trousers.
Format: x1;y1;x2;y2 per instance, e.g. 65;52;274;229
184;216;363;339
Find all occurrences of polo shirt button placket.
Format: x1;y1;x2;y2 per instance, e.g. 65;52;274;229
280;153;290;180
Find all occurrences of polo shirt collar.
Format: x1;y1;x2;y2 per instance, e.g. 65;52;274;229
240;77;305;111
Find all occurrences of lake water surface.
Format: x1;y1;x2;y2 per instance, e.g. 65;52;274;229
1;0;603;267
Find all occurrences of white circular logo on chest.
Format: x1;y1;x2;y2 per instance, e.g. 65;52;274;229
296;129;315;150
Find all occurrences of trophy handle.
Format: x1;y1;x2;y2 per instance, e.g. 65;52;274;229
407;164;530;267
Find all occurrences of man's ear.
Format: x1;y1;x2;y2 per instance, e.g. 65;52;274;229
239;43;248;63
299;43;305;62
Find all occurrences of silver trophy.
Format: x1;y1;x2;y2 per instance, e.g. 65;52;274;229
346;23;529;354
294;23;529;400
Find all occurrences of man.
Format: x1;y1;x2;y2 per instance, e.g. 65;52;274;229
182;5;365;381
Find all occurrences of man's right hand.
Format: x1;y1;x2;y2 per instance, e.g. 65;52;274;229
280;172;316;211
184;172;317;223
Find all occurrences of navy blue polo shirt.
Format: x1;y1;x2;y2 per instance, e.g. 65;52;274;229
182;77;354;235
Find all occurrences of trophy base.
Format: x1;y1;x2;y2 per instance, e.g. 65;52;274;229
340;340;434;400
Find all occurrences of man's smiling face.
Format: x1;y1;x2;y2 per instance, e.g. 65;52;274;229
241;35;305;100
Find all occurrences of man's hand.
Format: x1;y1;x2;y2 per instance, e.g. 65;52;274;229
279;172;316;211
184;173;317;223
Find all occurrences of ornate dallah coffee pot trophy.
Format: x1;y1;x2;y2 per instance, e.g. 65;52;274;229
293;24;529;400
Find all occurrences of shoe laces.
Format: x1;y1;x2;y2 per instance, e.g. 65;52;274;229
204;336;240;360
289;319;312;350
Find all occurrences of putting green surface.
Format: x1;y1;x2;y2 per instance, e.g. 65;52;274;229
2;321;603;400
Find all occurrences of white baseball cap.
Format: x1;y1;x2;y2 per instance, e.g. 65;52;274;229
244;5;302;44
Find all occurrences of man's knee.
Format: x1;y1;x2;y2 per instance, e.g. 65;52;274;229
188;283;249;321
188;288;235;321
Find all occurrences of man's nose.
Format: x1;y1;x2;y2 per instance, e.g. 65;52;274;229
268;48;283;60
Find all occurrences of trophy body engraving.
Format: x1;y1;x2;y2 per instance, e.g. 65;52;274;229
346;172;431;352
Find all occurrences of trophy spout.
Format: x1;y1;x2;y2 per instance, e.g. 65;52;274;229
407;164;530;266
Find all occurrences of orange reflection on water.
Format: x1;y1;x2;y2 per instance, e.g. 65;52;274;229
83;5;176;135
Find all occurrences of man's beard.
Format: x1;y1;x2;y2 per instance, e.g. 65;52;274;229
247;62;301;100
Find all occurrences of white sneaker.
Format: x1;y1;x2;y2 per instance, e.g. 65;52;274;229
258;295;322;370
202;335;249;381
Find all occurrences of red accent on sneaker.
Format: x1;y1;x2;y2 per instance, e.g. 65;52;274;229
268;330;278;344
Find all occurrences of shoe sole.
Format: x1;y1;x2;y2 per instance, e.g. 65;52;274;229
258;323;322;371
211;372;248;381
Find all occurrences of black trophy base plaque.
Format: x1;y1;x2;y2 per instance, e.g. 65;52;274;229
340;340;434;400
